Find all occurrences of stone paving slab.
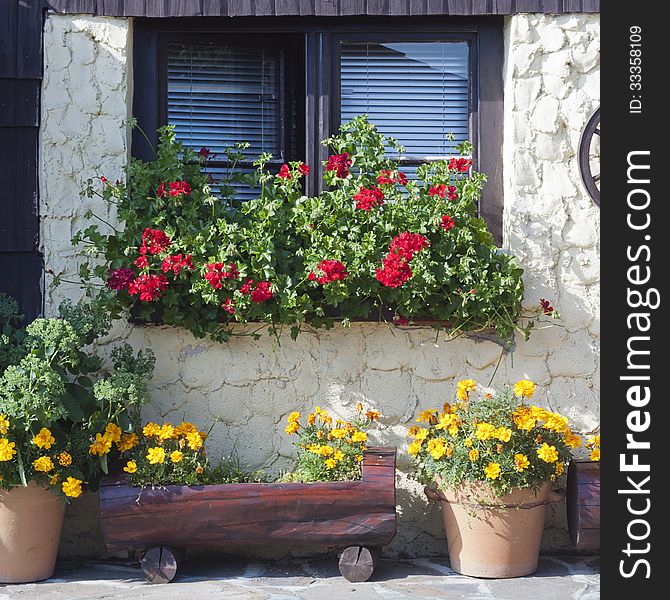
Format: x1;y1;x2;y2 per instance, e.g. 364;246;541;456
0;556;599;600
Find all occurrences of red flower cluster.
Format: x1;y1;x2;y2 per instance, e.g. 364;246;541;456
539;298;554;315
140;228;171;255
157;180;192;198
239;280;273;303
448;157;472;173
389;232;430;260
298;162;310;176
197;147;212;159
222;298;235;314
128;273;169;302
107;268;135;291
278;164;292;180
428;184;458;200
354;186;385;211
204;262;240;289
376;232;429;288
440;215;455;232
161;254;194;275
326;152;352;178
308;259;348;284
376;169;408;186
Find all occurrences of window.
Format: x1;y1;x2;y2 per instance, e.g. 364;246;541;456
133;18;502;240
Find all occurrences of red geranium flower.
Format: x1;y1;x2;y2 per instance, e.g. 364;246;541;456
376;169;395;185
326;152;352;178
250;281;273;303
278;164;292;180
428;184;447;198
354;186;385;211
298;163;310;176
197;147;212;159
308;259;348;284
440;215;455;232
389;232;430;260
100;176;108;183
222;298;235;314
156;182;165;198
539;298;554;315
161;254;194;275
128;273;169;302
167;181;191;197
107;268;134;291
375;252;413;288
393;315;410;326
239;279;255;295
447;185;458;201
204;262;240;289
448;157;472;173
134;255;148;269
140;228;171;255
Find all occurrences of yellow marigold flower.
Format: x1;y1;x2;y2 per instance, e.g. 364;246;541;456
435;413;459;431
89;433;113;456
514;453;530;472
287;411;301;424
186;432;203;451
366;410;380;421
123;460;137;473
496;443;504;454
356;402;363;413
147;446;166;464
33;428;55;450
356;454;363;462
350;431;367;443
104;422;122;443
563;430;582;449
513;407;537;431
495;427;512;442
116;433;139;452
475;422;496;441
537;443;559;463
334;449;344;461
590;448;600;462
427;438;448;460
0;438;17;461
330;428;347;439
314;406;322;414
158;423;175;442
325;458;337;469
199;431;208;441
175;421;198;436
323;415;333;426
285;422;300;435
307;413;316;425
468;449;479;461
484;462;501;479
416;409;438;424
143;422;161;438
170;450;184;463
58;452;72;467
554;462;565;477
318;445;334;457
195;465;204;474
513;379;536;398
307;443;319;453
464;437;473;448
0;414;9;435
407;440;423;456
456;379;476;401
49;473;59;485
542;412;569;433
33;456;55;472
316;430;323;439
414;428;429;442
443;402;452;414
62;477;83;498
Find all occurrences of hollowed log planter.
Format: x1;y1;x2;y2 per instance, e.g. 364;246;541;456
99;447;396;583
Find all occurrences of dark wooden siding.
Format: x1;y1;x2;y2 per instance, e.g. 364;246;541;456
45;0;599;16
0;0;43;322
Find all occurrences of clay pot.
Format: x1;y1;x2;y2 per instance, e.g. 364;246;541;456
0;481;65;583
425;481;564;578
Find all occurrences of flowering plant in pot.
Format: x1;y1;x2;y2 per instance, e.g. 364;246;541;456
407;379;581;578
0;294;154;583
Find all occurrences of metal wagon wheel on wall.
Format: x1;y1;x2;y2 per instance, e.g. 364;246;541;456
578;107;600;206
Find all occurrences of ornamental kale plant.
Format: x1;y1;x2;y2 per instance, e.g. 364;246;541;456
0;294;154;498
72;115;549;344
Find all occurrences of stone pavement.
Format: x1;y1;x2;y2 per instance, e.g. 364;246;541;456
0;555;599;600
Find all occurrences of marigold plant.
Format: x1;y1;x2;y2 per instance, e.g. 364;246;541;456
585;434;600;461
70;116;555;344
282;403;380;482
407;380;581;496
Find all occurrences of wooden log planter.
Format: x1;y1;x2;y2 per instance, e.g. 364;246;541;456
566;460;600;551
99;447;397;583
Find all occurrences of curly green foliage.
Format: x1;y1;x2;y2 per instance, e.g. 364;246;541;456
74;116;531;343
0;293;26;373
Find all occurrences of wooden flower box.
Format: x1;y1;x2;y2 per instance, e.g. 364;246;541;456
99;447;397;583
566;460;600;551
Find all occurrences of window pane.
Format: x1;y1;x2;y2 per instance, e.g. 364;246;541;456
340;41;469;159
167;43;281;157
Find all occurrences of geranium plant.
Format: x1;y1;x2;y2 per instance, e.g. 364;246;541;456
281;403;380;482
0;293;154;499
407;379;582;496
71;115;553;344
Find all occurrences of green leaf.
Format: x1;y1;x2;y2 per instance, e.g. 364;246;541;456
61;391;86;422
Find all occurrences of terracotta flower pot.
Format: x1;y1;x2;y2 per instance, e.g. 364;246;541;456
0;481;65;583
425;481;564;578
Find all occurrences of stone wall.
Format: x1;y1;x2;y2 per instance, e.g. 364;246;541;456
40;13;600;559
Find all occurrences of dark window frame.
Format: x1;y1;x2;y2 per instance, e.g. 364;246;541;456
133;16;504;242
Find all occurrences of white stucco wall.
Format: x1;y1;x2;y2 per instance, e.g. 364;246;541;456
41;13;600;559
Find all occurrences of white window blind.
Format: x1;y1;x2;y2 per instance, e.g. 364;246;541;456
340;41;470;159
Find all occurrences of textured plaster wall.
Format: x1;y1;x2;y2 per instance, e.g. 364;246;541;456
41;13;600;559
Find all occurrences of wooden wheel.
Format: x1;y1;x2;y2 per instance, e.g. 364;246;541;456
140;546;183;584
338;545;380;582
578;107;600;206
